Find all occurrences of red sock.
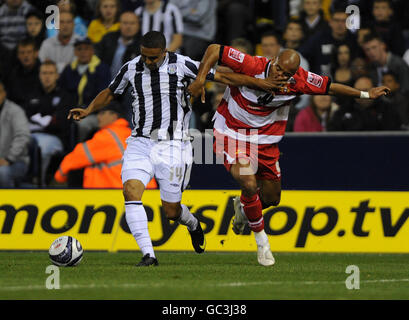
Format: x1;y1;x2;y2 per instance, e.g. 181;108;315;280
240;193;264;232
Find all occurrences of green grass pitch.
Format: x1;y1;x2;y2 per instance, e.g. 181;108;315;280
1;251;409;300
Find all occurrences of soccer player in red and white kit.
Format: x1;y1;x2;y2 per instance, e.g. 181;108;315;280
189;45;390;266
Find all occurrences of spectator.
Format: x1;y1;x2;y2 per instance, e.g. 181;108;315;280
87;0;121;44
47;0;88;39
39;11;81;73
23;60;74;185
350;57;369;81
59;37;111;107
279;21;310;71
299;0;328;41
369;0;405;56
299;7;357;76
59;36;111;142
170;0;216;61
328;76;401;131
260;31;281;59
0;0;33;50
25;9;46;50
362;33;409;97
135;0;183;52
53;102;159;189
6;38;41;107
381;71;409;129
293;95;338;132
95;11;141;76
0;80;31;188
282;19;305;51
332;44;354;86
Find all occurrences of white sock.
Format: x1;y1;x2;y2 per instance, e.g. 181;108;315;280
125;201;155;258
254;229;269;247
177;204;198;232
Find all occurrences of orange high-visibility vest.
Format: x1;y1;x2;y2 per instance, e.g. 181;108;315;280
55;118;157;189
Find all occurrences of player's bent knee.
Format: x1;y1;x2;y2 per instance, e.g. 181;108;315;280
123;180;145;201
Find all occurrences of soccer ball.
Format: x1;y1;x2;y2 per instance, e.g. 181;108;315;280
49;236;83;267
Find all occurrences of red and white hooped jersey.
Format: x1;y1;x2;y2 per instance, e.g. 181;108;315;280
213;46;332;144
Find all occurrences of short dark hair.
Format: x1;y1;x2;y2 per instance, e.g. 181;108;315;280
141;31;166;50
373;0;392;8
261;30;281;43
26;9;45;21
331;4;348;17
17;37;37;50
41;60;58;72
286;18;303;28
354;75;374;87
362;32;384;45
382;71;398;80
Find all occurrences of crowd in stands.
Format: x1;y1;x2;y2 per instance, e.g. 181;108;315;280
0;0;409;188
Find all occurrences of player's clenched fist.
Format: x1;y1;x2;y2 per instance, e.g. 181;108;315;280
368;86;391;99
67;108;90;121
188;80;205;98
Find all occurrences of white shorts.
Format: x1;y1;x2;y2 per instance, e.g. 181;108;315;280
121;136;193;203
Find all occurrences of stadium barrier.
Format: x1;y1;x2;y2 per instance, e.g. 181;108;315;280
189;132;409;190
1;189;408;253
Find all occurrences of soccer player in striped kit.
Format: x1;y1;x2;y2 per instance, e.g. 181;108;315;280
67;31;282;266
189;44;390;266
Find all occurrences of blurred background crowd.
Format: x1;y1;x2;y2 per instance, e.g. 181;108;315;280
0;0;409;189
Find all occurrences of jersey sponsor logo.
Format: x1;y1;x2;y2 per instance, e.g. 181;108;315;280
307;72;323;88
228;48;245;63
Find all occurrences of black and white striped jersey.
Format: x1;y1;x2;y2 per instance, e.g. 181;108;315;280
108;52;215;140
135;1;183;48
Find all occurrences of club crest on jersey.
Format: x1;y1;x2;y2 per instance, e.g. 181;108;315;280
307;72;323;88
167;64;177;75
228;48;245;63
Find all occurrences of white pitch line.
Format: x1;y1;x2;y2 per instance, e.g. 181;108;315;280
1;279;409;292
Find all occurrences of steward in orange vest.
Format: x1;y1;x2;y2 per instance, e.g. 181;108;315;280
54;103;157;189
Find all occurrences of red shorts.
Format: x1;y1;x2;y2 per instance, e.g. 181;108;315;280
213;130;281;181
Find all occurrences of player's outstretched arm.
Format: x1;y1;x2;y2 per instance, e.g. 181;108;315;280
188;44;221;98
328;83;391;99
214;71;286;94
67;88;115;121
